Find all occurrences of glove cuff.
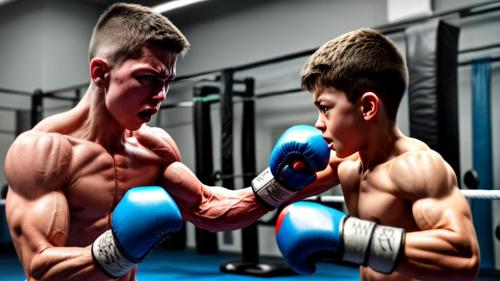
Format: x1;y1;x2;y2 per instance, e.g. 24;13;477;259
251;167;297;208
92;230;134;278
366;224;405;274
341;217;377;265
341;217;405;274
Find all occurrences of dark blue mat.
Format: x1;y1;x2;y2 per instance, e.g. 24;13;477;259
138;249;359;280
0;248;359;280
2;247;499;280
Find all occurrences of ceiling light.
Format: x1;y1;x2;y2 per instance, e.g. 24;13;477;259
152;0;210;14
0;0;15;7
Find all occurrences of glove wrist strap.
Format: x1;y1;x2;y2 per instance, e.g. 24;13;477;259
341;217;405;274
252;167;297;208
92;230;134;278
341;217;377;265
366;224;405;274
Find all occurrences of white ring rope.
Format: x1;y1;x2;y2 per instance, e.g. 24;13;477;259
1;191;499;207
461;189;500;200
307;189;500;203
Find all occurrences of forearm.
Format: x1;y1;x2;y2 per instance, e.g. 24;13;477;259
28;246;116;281
288;180;337;204
181;186;269;232
287;159;341;204
397;230;479;280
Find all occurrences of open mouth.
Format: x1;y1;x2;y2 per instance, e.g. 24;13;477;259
138;109;155;122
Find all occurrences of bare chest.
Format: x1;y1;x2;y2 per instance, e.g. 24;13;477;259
64;142;164;244
340;165;414;228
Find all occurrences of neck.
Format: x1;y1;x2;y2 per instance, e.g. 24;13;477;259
358;120;402;171
73;84;127;152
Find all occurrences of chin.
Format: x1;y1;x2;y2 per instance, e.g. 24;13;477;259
126;122;143;131
334;150;346;158
334;148;355;159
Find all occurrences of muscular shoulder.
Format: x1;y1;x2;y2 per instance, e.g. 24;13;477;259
5;131;72;198
135;125;181;163
390;149;457;200
337;152;361;177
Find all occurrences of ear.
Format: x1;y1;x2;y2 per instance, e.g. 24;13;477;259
360;92;379;121
90;58;110;88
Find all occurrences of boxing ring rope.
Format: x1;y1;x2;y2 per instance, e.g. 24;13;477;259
462;189;500;200
2;190;500;207
306;189;500;203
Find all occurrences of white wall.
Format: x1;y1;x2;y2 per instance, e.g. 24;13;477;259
0;0;99;91
39;0;98;91
173;0;388;75
0;0;44;91
0;0;101;186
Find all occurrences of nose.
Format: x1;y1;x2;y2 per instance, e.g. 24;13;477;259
314;113;325;132
152;86;167;103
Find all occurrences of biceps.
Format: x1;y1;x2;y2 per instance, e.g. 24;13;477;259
7;190;70;260
404;194;479;276
412;192;473;234
161;162;204;209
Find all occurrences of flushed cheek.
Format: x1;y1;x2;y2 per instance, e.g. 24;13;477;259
111;86;143;106
329;124;352;148
325;117;340;138
105;92;135;125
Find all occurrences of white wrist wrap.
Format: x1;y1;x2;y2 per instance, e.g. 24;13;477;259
92;230;134;278
341;217;377;265
251;167;297;208
366;224;405;274
341;217;405;274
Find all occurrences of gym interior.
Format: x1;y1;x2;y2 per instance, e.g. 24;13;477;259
0;0;499;280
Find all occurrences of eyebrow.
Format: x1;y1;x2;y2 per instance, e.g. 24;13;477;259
140;68;175;81
314;98;323;107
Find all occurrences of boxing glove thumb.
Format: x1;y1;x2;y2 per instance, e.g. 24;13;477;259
275;201;345;274
92;186;182;278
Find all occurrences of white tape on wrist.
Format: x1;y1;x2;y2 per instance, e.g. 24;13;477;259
92;230;134;278
251;167;297;208
366;225;405;274
341;217;377;265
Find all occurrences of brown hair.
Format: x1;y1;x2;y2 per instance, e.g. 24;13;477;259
301;28;408;120
88;3;190;66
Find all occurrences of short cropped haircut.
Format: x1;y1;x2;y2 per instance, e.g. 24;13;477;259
301;28;408;120
88;3;190;66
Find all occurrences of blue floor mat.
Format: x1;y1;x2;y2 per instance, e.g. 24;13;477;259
138;249;359;281
3;247;500;280
0;247;359;280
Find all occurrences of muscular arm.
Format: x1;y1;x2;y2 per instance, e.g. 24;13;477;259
146;127;267;232
392;151;479;280
290;151;355;202
5;133;110;281
160;162;268;232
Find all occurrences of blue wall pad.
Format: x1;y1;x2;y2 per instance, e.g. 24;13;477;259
471;57;494;269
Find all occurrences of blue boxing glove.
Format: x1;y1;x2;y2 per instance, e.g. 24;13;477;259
92;186;182;278
276;202;405;275
252;125;330;208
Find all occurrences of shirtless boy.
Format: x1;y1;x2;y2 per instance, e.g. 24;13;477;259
275;28;480;281
4;3;330;280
